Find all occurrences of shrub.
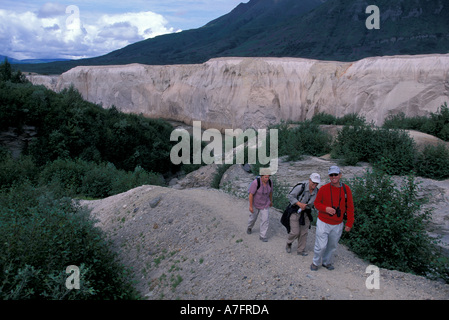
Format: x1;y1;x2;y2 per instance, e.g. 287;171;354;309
211;164;232;189
80;163;115;199
311;112;366;126
0;153;38;189
0;183;141;299
335;113;366;126
342;169;444;278
38;158;88;196
331;124;372;166
273;121;332;161
426;103;449;141
270;176;290;211
109;165;164;196
415;143;449;180
383;112;428;131
331;124;416;175
37;158;165;199
383;103;449;142
311;112;337;125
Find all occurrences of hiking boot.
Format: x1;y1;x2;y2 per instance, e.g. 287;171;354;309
246;228;252;234
310;263;318;271
286;244;292;253
322;264;335;270
297;251;308;256
259;236;268;242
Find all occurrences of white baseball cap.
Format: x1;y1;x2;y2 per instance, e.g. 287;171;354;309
310;173;321;184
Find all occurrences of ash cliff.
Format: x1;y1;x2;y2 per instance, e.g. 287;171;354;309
29;54;449;131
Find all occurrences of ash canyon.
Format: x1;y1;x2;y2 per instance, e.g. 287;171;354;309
29;54;449;131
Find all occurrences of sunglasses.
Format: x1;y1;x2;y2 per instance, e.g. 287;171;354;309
329;173;339;177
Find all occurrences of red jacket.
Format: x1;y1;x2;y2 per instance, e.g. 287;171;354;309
314;183;354;228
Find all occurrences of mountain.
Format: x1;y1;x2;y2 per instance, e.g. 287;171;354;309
0;55;21;64
268;0;449;61
1;55;70;65
14;58;70;64
18;0;449;74
98;0;324;63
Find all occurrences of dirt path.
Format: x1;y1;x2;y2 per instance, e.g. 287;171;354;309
83;185;449;300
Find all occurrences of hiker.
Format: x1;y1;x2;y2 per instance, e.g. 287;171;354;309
247;173;273;242
311;166;354;271
285;173;321;256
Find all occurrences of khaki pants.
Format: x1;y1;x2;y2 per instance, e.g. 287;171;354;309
247;208;269;239
287;212;310;253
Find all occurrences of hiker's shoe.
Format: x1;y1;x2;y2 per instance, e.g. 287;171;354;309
322;264;335;270
246;228;252;234
259;236;268;242
310;263;318;271
297;251;308;256
286;244;292;253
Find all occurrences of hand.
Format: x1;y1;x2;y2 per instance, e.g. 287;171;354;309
326;207;336;215
298;202;307;210
249;206;254;213
269;201;273;207
344;226;351;232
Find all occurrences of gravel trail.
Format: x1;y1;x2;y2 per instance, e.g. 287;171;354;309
83;185;449;300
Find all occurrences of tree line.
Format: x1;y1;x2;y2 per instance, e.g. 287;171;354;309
0;59;187;299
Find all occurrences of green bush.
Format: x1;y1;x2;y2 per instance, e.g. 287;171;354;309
342;169;445;278
331;124;416;175
110;165;164;195
331;124;371;166
335;113;367;126
0;153;38;189
80;163;115;199
383;103;449;142
79;162;164;199
0;153;165;201
273;121;332;161
383;112;426;131
311;112;366;126
270;176;290;211
37;158;164;199
311;112;337;125
415;143;449;180
0;183;141;299
38;158;88;196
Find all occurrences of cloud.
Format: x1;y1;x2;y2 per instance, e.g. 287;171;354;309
97;11;177;40
98;22;139;41
0;5;177;60
37;2;66;18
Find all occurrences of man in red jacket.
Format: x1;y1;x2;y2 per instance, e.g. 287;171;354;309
311;166;354;271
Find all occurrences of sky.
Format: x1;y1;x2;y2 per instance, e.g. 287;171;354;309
0;0;248;60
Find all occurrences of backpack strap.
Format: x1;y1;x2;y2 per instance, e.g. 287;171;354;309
288;182;305;200
256;177;272;191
